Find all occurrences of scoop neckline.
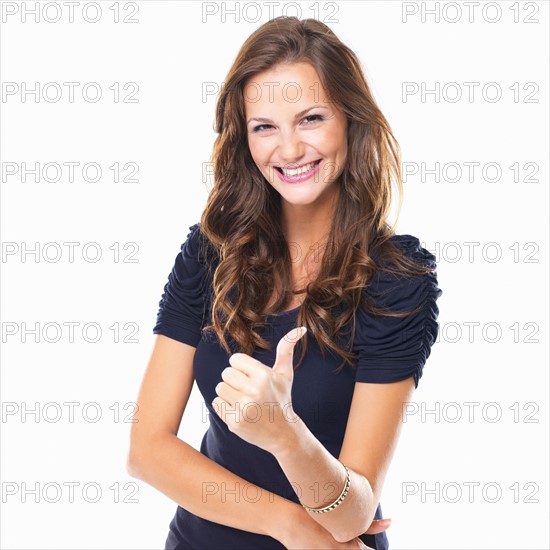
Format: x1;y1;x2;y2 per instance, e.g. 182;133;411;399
268;304;301;316
262;305;300;327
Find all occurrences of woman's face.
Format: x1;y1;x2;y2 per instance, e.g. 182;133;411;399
244;62;347;209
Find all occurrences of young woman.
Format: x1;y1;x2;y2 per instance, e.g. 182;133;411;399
128;16;442;550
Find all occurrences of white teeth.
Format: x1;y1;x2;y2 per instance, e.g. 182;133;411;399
281;160;319;176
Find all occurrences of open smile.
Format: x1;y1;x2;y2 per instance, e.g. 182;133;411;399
274;159;322;183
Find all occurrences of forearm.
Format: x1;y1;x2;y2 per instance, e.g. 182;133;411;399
273;416;377;543
128;433;301;543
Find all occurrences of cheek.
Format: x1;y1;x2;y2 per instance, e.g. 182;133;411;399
248;138;268;164
247;138;258;160
320;128;347;176
315;126;346;156
249;143;278;179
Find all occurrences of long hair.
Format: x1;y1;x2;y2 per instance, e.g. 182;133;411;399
199;16;434;372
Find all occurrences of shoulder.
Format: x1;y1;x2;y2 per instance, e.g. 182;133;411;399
391;234;437;270
181;222;219;268
375;233;437;272
153;223;215;346
366;233;441;310
352;234;442;387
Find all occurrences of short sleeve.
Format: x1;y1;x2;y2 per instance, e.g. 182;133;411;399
353;235;442;389
152;223;211;347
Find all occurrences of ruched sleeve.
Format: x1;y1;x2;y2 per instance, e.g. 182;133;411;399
353;235;442;389
152;223;212;347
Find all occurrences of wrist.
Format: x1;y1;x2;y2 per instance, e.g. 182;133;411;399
270;412;305;459
272;500;318;544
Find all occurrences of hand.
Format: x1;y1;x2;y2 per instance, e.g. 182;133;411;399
280;517;391;549
351;518;392;549
212;326;306;453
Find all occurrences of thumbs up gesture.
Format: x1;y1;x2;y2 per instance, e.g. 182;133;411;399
212;326;307;455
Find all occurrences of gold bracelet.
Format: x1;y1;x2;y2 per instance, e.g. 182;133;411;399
301;461;351;514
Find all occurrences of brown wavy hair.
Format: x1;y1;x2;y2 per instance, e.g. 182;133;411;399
199;16;435;373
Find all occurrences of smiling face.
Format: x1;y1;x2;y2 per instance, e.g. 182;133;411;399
244;62;348;211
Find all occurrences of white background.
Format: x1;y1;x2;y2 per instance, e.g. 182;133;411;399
1;1;548;549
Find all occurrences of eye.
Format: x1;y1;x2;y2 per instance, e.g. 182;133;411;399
252;124;273;133
302;114;324;124
251;114;324;133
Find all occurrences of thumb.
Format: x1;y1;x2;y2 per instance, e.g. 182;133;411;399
272;326;307;380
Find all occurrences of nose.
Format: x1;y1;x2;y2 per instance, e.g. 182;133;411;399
277;129;305;165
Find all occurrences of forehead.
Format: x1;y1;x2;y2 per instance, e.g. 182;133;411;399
243;62;329;113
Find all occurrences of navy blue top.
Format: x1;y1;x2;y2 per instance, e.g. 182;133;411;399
153;223;442;550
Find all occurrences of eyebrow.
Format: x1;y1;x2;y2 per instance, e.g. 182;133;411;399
247;105;330;125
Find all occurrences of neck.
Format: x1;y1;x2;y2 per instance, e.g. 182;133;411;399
280;189;339;257
282;195;338;247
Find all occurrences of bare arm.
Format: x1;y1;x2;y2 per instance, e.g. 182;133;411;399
126;335;309;543
272;377;416;543
272;416;376;544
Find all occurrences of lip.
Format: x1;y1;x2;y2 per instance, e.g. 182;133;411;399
275;159;322;184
